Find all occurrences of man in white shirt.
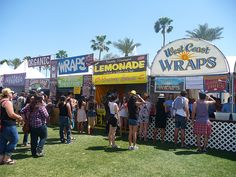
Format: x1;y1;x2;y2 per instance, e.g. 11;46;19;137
173;91;190;148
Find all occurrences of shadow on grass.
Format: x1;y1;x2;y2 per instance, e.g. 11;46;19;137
85;146;128;153
13;146;32;160
174;150;199;155
46;138;62;145
207;150;236;161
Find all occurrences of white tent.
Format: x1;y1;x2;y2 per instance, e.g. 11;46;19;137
0;62;14;75
226;56;236;73
13;60;46;79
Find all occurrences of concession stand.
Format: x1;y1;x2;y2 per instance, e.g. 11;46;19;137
149;38;236;152
93;54;148;104
93;55;148;125
52;54;94;100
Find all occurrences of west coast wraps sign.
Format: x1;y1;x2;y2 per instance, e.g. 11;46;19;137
155;77;185;93
151;38;229;76
93;55;147;85
58;54;93;75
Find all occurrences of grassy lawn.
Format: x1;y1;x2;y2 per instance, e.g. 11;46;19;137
0;126;235;177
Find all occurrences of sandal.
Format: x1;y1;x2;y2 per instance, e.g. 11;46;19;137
4;159;16;165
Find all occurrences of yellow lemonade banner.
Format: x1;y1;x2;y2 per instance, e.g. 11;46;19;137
93;71;147;85
74;87;81;94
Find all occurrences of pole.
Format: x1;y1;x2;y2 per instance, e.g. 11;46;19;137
229;73;234;120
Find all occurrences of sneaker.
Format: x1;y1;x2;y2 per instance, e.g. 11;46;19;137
36;152;44;157
133;146;139;150
128;146;133;150
112;145;120;149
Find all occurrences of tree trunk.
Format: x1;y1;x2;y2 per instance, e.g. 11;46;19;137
99;50;102;60
162;32;166;47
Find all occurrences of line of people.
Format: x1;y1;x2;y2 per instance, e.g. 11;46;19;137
0;87;219;166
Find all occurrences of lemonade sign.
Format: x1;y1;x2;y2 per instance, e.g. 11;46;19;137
151;38;229;76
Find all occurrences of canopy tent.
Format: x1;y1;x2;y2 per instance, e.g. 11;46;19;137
0;62;14;75
226;56;236;73
13;60;46;79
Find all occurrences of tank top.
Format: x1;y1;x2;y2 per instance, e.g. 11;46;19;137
128;96;138;120
59;103;69;116
195;100;209;123
0;101;16;126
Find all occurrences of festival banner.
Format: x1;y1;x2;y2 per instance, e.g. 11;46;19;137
3;73;26;87
93;71;147;85
93;55;147;85
204;75;228;92
74;87;81;94
151;38;229;77
186;76;203;90
29;79;50;90
28;55;51;67
93;55;147;75
57;75;83;88
83;75;92;87
49;78;57;100
58;54;93;75
154;77;185;93
50;60;58;79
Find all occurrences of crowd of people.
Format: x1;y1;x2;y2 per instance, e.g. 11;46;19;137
0;86;229;165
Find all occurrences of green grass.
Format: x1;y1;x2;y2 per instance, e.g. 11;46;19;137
0;126;236;177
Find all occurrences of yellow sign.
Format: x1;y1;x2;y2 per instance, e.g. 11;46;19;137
74;87;81;94
93;71;147;85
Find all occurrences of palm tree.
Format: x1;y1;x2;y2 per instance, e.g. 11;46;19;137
154;17;173;47
0;59;10;65
90;35;111;60
56;50;68;59
113;38;141;57
10;58;22;69
186;23;223;41
103;53;120;60
23;56;31;61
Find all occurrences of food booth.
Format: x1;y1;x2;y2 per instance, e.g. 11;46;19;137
149;38;236;152
93;54;148;125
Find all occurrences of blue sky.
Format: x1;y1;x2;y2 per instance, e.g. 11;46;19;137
0;0;235;65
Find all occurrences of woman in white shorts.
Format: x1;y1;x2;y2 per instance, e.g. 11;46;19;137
118;97;128;136
77;97;87;134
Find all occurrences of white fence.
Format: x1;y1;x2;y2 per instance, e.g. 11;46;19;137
147;117;236;152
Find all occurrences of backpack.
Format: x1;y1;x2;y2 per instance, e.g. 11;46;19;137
173;97;186;110
172;97;186;117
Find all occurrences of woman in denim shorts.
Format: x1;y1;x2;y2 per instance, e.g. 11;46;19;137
127;90;145;150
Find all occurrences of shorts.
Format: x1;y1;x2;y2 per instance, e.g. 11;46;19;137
139;115;149;123
128;119;138;126
175;114;187;129
193;121;212;136
108;115;118;127
87;110;96;117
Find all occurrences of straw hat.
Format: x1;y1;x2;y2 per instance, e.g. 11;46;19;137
2;88;14;96
130;90;137;95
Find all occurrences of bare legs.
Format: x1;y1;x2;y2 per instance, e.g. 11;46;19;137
129;125;138;147
139;122;148;141
174;128;185;147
